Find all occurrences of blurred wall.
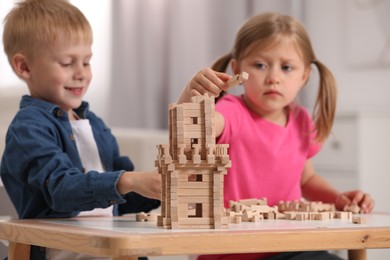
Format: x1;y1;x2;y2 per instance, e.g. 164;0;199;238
108;0;302;129
302;0;390;113
1;0;389;127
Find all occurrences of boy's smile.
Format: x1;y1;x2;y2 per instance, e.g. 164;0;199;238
64;86;84;96
23;39;92;115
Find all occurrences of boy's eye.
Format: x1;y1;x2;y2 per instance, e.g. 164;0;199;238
60;61;72;67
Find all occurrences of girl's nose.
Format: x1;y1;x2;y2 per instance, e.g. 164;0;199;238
266;67;280;85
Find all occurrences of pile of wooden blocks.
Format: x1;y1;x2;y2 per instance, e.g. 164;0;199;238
227;198;365;224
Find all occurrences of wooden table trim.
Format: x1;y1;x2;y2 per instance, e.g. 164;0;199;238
1;217;390;259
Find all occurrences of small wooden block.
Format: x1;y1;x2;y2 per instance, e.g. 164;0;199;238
352;216;367;224
226;71;249;88
136;212;158;222
344;204;361;214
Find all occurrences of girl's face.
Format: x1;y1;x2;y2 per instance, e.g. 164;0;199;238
232;38;310;122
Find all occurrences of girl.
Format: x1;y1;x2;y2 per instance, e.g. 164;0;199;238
178;12;374;260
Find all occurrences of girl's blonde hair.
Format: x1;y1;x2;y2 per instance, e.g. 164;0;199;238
212;13;337;143
3;0;92;66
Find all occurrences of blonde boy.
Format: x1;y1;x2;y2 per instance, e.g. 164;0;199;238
1;1;160;259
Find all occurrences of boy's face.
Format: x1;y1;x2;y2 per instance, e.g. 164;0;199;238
26;39;92;113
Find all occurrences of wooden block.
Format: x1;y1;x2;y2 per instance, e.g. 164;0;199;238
226;71;249;88
136;212;158;222
284;212;296;220
177;224;215;229
352;216;367;224
344;204;361;214
334;211;352;219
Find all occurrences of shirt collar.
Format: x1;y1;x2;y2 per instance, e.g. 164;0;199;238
20;95;90;118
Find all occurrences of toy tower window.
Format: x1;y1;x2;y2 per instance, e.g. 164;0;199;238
188;203;203;218
188;174;202;182
191;138;198;145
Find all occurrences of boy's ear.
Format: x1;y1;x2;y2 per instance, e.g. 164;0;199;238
230;59;240;75
12;53;31;79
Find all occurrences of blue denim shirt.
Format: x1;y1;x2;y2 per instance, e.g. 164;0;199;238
0;95;159;259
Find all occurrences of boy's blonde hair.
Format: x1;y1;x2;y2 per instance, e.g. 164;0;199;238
3;0;92;67
212;13;337;143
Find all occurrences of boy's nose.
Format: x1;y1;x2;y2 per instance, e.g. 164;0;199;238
74;65;87;81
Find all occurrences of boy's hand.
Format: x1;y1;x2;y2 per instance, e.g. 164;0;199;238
335;190;375;213
117;172;161;200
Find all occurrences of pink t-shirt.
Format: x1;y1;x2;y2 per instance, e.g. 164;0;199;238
198;95;322;260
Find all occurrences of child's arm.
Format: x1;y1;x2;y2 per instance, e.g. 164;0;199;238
177;67;231;104
301;159;374;213
178;68;248;137
117;171;161;200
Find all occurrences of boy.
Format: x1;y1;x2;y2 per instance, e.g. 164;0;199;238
1;0;160;259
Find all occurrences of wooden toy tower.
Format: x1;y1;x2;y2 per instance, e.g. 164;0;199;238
156;94;231;229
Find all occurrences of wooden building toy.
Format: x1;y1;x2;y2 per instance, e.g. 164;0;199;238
156;94;231;229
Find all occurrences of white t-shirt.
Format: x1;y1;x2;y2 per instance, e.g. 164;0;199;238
71;119;113;217
46;119;113;260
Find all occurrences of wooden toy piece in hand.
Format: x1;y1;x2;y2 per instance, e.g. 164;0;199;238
343;204;361;214
226;71;249;89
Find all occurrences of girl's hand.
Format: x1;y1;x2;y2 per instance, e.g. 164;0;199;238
117;172;161;200
335;190;375;213
178;68;231;103
188;67;231;96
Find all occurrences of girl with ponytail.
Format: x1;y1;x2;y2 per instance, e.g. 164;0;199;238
178;12;374;260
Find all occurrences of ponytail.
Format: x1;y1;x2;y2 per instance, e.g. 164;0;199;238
211;53;233;72
211;53;233;102
312;60;337;143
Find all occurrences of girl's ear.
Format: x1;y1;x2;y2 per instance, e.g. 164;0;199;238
12;53;31;80
301;67;311;88
230;59;240;75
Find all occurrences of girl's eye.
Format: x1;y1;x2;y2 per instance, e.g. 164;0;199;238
282;65;293;71
255;63;267;69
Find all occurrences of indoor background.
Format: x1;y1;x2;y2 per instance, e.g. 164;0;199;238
1;0;389;259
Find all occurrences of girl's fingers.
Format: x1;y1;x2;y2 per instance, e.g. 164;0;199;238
344;191;374;213
335;194;351;210
360;193;374;213
350;191;365;205
194;75;221;96
188;68;239;97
